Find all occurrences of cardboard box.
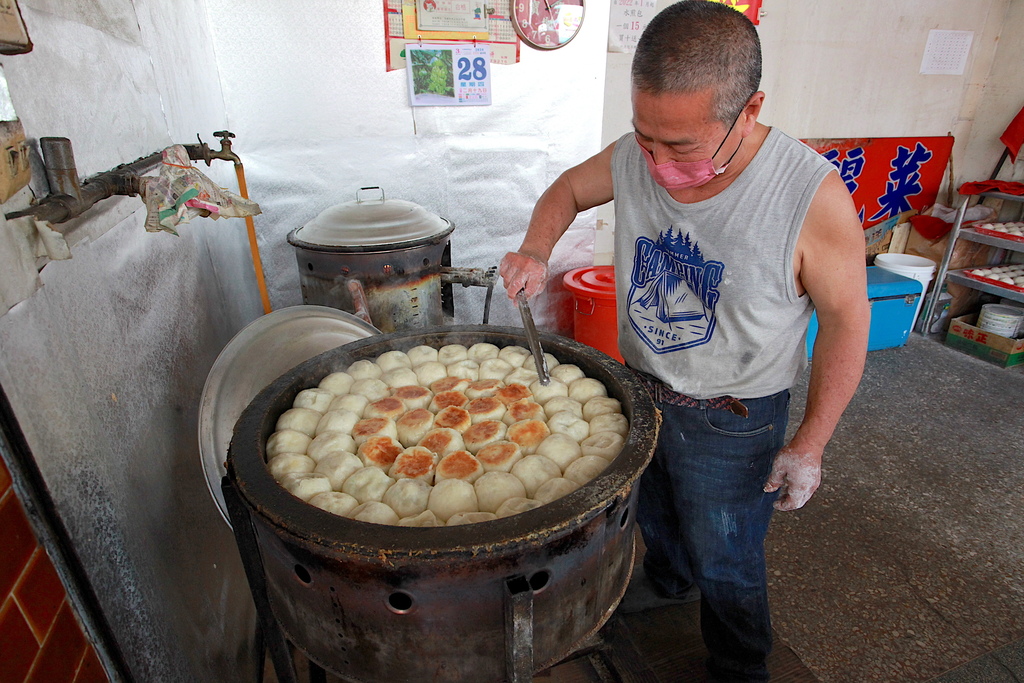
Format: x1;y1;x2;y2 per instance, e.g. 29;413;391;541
945;314;1024;367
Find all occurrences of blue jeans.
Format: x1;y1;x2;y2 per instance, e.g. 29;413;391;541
637;389;790;682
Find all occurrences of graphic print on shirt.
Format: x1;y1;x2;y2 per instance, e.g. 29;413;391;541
628;229;724;353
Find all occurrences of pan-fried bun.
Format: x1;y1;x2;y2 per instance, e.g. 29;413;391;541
266;430;312;458
495;496;543;518
582;396;623;421
357;436;404;472
417;428;466;458
533;477;579;505
315;409;361;436
433;406;472;433
351;418;398;447
392;385;432;411
308;491;359;517
466;396;506;424
396;408;435;447
447;511;497;525
397;509;443;527
347;359;382;380
341;467;395;504
495;383;532;406
510;454;561;497
435;450;484;483
415;361;449;387
406;345;439;367
580;431;625;460
312;451;362;489
462;420;508;453
563;455;610;486
319;371;354;396
276;408;322;437
382;478;432;518
506;419;550;455
268;453;316;480
293;388;335;413
474;472;527;513
389;447;438;484
364;397;407;421
428;478;478;522
476;440;523;473
349;501;400;525
307;431;358;462
478;358;514;381
503;400;545;425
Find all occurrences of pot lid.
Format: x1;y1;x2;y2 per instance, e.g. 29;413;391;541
199;305;379;526
563;266;617;299
291;187;452;249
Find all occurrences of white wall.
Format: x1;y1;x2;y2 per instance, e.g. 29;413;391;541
597;0;1024;260
0;1;262;680
206;0;611;333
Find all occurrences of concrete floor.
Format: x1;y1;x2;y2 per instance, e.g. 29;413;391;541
264;333;1024;682
767;333;1024;682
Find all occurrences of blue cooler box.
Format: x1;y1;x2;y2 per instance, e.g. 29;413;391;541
806;266;923;356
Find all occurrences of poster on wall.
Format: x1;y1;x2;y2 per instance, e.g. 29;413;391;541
805;136;955;229
608;0;657;53
385;0;519;71
707;0;762;26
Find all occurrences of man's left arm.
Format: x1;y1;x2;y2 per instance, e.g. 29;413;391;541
764;171;871;511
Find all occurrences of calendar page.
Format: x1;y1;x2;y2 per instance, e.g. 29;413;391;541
407;42;492;106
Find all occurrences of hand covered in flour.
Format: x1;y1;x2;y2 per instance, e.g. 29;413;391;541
499;251;548;300
763;443;822;511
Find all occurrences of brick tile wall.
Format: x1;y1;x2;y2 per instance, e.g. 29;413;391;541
0;458;109;683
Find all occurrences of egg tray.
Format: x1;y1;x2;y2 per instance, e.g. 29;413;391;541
960;268;1024;295
972;226;1024;244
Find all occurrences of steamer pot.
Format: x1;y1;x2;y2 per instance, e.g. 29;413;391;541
288;188;495;333
226;326;659;682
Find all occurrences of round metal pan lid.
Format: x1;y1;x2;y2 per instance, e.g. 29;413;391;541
199;305;379;526
291;187;452;249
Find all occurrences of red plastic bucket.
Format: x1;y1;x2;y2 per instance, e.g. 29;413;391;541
563;266;622;362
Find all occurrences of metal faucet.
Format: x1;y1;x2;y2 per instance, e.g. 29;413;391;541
183;131;240;166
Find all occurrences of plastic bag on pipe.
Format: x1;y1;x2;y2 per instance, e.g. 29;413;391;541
141;145;261;235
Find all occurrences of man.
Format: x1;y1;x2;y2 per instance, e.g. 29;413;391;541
499;2;869;681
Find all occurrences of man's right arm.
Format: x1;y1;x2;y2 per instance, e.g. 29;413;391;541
499;142;618;298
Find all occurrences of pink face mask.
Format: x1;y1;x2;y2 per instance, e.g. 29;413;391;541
637;113;743;191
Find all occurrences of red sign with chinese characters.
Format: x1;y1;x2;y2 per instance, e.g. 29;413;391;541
708;0;762;25
804;136;955;228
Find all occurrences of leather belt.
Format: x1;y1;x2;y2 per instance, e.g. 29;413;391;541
629;367;750;418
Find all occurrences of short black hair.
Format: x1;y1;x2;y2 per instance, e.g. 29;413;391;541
632;1;762;123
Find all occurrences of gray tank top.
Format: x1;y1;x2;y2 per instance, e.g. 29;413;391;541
611;127;835;399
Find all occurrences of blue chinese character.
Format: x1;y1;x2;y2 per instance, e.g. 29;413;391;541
822;147;866;196
869;142;933;221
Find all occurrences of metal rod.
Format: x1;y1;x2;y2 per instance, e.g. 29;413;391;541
922;199;968;334
221;475;299;683
0;383;133;682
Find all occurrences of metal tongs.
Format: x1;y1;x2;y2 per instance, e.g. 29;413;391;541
515;289;550;385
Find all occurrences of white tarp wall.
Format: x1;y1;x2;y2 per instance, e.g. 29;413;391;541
206;0;611;335
0;0;263;680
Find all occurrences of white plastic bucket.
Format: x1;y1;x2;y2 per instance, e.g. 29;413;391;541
874;253;936;331
978;303;1023;338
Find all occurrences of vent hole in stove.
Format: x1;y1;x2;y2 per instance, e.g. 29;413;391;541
294;564;312;585
619;507;631;529
387;590;415;614
529;570;551;593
